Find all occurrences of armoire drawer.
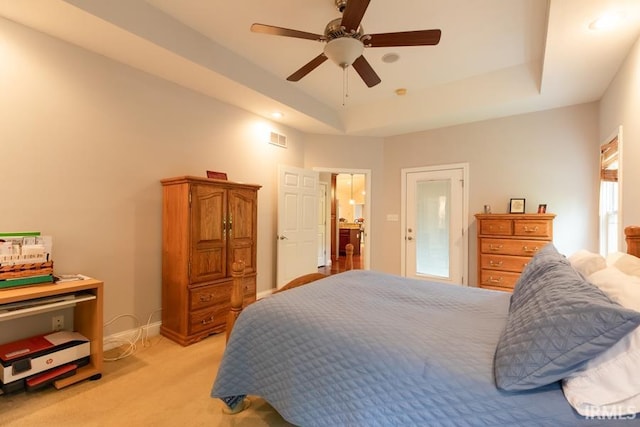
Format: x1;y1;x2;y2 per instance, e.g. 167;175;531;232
190;277;256;311
189;304;228;334
190;282;232;311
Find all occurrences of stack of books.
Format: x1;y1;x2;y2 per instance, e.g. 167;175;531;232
0;232;54;289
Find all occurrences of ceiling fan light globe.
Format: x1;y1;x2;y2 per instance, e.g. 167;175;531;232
324;37;364;68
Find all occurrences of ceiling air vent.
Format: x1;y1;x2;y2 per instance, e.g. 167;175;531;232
269;131;287;148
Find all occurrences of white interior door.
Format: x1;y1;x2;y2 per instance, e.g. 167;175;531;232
277;165;318;288
402;164;468;285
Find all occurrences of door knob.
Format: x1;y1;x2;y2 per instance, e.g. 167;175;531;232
278;235;288;240
407;236;413;241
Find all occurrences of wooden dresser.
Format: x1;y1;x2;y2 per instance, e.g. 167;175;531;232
161;176;260;345
475;213;555;292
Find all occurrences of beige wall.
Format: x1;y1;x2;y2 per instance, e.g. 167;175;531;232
3;15;637;336
599;35;640;236
1;18;304;329
379;104;601;280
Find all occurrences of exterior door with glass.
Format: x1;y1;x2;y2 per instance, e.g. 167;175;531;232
403;165;467;285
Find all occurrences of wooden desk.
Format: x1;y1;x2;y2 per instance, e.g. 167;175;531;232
0;279;104;389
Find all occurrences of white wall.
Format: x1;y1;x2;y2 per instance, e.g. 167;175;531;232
1;18;303;332
599;34;640;239
378;104;601;281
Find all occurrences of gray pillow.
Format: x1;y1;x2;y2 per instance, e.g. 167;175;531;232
494;244;640;391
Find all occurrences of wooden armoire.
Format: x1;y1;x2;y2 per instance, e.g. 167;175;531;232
160;176;260;345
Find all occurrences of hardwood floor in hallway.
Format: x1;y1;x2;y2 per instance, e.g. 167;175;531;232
318;247;363;275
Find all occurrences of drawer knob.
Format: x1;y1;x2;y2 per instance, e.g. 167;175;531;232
199;294;213;302
489;260;503;267
201;316;214;325
523;226;539;233
489;244;503;251
487;276;502;283
522;246;539;253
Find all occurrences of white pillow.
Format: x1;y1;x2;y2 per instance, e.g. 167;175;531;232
562;266;640;416
606;251;626;266
568;250;607;277
562;327;640;416
588;266;640;311
613;253;640;277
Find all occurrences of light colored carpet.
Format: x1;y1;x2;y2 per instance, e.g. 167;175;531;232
1;333;294;426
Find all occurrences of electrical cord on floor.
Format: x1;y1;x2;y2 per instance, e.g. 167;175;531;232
102;309;162;362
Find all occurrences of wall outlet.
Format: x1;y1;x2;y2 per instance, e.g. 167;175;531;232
52;315;64;331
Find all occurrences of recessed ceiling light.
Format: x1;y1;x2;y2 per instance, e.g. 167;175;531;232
589;12;625;30
382;53;400;63
395;88;407;96
271;111;284;119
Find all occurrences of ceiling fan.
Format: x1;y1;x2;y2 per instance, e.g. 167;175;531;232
251;0;442;88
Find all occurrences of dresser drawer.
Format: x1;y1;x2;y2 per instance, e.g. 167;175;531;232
190;282;232;311
480;254;530;273
513;219;552;239
479;219;513;236
480;238;547;257
189;304;228;334
479;270;520;290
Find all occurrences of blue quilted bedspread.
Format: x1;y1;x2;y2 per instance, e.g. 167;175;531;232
211;270;631;426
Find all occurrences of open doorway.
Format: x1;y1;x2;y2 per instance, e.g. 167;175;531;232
314;167;371;273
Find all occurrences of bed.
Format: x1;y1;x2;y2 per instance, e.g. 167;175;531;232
211;229;640;426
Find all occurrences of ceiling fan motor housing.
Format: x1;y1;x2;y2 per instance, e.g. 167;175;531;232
325;18;364;40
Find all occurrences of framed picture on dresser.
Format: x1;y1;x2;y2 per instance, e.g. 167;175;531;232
509;198;525;214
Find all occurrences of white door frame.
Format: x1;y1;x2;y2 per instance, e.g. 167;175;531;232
400;163;469;284
313;167;371;270
317;182;328;267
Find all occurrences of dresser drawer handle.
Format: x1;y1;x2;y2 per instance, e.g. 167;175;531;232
522;246;539;253
489;260;503;267
486;276;502;283
523;226;539;233
199;294;213;302
201;316;214;325
488;244;503;251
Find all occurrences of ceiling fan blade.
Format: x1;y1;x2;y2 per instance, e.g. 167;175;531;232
352;55;381;88
366;29;442;47
341;0;370;33
287;54;328;82
251;23;324;42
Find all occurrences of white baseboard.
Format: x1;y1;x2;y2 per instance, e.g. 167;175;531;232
103;321;162;351
257;289;274;299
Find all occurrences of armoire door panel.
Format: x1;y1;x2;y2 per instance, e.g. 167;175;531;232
191;184;227;282
227;188;258;274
